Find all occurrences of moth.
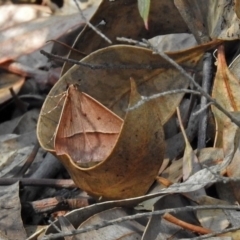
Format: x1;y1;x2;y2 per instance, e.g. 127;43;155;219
54;84;123;167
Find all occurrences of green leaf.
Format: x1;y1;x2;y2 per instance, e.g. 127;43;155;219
138;0;150;30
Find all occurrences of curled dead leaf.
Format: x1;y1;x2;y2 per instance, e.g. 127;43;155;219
50;79;165;199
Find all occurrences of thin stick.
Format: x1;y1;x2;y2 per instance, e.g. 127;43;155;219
198;52;212;149
193;102;212;116
46;40;87;56
192;225;240;239
42;205;240;239
0;178;76;188
14;140;40;177
23;197;90;214
73;0;112;44
163;213;212;234
40;49;182;70
127;89;201;111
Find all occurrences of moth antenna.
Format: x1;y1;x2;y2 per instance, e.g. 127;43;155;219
41;92;67;116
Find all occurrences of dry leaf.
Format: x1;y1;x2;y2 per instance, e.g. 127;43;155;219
0;4;50;31
174;0;209;43
212;45;240;147
51;79;164;199
211;0;240;39
0;131;37;178
0;72;25;104
0;12;90;64
235;0;240;19
197;196;230;231
62;0;189;74
0;182;26;239
142;195;197;239
177;108;202;181
174;0;240;41
58;216;76;240
54;84;123;167
78;208;144;239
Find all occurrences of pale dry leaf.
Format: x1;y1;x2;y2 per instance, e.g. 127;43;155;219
208;0;240;40
0;182;26;239
0;12;91;63
58;216;76;240
177;108;202;181
174;0;209;43
137;148;223;211
0;109;39;135
226;125;240;203
229;53;240;80
197;196;230;231
0;131;37;177
25;225;47;240
0;72;25;104
78;208;144;239
221;113;240;171
166;108;199;159
0;4;50;31
148;33;197;52
211;45;240;147
142;195;198;240
175;0;240;41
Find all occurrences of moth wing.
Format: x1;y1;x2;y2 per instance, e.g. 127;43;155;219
55;85;123;164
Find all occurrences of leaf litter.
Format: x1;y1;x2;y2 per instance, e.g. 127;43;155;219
2;0;240;239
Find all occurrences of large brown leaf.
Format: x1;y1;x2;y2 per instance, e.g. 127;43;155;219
49;79;165;199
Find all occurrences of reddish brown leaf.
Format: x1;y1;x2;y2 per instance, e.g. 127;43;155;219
211;44;240;147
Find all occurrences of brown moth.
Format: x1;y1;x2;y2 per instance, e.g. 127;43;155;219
54;84;123;167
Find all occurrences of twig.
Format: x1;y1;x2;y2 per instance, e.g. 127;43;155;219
14;140;40;177
10;87;28;113
163;213;212;234
48;220;61;233
117;37;240;128
40;50;182;70
198;52;213;149
46;40;87;56
23;197;90;214
193;102;212;116
0;178;76;188
42;205;240;239
190;225;240;239
73;0;112;44
127;89;201;111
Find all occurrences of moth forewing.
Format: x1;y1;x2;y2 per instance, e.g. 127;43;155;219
54;84;123;166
